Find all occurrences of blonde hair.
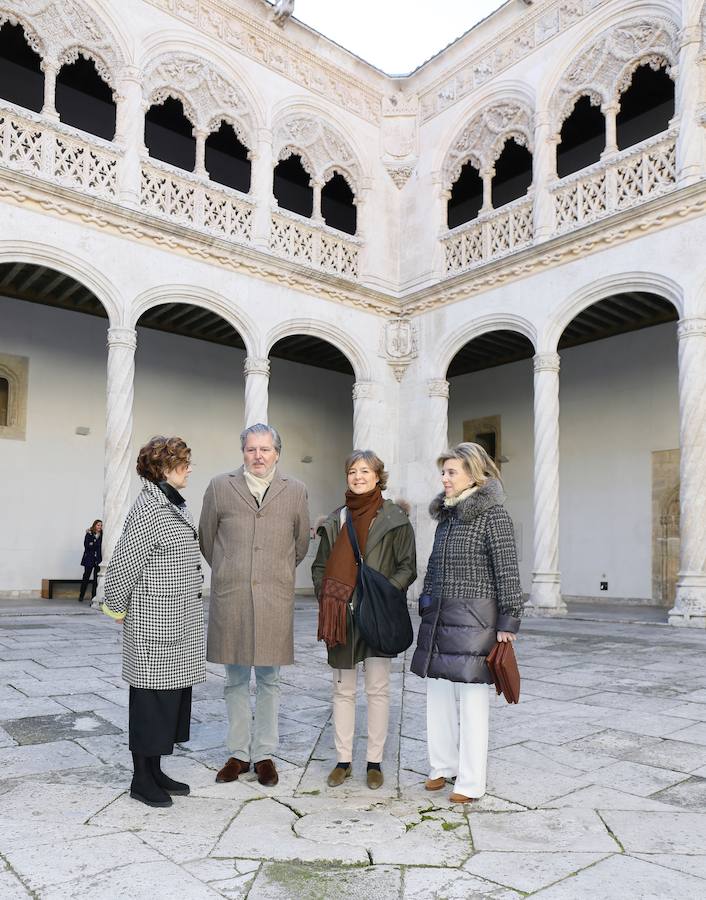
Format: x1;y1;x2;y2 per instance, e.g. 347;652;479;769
345;449;388;490
437;442;501;486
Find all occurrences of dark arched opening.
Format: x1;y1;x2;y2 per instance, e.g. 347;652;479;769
557;95;606;178
144;97;196;172
205;121;251;192
273;154;313;217
491;139;533;209
0;21;43;112
56;55;116;140
321;172;356;235
617;64;675;151
0;376;8;427
447;161;483;229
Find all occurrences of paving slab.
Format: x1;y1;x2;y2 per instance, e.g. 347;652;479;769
600;810;706;853
2;711;121;745
402;866;522;899
463;850;611;893
632;853;706;881
469;809;618;853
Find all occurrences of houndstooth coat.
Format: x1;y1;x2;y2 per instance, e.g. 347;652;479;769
104;478;206;690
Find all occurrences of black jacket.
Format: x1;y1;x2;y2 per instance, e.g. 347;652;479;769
80;531;102;568
410;480;523;684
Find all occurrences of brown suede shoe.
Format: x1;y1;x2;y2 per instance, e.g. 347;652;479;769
449;792;475;804
327;763;352;787
425;776;446;791
367;767;384;790
215;757;250;783
254;758;279;787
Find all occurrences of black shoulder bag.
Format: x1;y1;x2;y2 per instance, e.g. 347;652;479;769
346;511;413;655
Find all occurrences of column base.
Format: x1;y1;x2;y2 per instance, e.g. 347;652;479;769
527;575;567;617
668;575;706;628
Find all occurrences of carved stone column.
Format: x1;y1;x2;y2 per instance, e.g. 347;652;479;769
676;17;704;186
115;67;144;207
352;380;381;450
311;178;324;222
194;128;208;178
243;357;270;428
602;103;619;157
533;110;557;242
41;60;59;120
529;352;566;614
480;166;495;213
669;317;706;627
102;327;137;568
251;128;273;250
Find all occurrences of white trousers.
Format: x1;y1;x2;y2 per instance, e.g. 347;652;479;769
426;678;489;798
332;657;391;763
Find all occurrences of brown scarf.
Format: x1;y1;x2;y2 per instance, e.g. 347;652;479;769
317;485;383;648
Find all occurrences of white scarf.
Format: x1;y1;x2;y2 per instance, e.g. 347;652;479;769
244;466;276;506
443;484;478;508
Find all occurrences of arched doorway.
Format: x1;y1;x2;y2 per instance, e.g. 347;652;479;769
557;291;679;608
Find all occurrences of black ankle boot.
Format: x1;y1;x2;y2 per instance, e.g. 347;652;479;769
150;756;190;795
130;752;172;807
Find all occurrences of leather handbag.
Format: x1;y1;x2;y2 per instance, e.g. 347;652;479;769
345;512;414;655
487;641;521;704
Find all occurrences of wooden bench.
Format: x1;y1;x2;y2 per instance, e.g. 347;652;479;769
41;579;83;599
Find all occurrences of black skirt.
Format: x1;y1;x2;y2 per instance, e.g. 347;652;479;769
128;686;192;756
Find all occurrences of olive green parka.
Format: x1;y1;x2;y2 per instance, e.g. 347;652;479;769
312;499;417;669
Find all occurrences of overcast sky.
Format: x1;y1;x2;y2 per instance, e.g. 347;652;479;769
292;0;508;75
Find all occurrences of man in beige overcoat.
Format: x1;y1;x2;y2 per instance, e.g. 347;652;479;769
199;423;309;787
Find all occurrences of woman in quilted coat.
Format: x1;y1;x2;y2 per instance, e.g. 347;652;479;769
104;436;205;808
411;442;524;803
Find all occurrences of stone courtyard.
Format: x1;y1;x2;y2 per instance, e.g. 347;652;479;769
1;598;706;899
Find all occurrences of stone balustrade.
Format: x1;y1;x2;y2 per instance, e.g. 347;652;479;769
269;209;360;279
442;196;534;276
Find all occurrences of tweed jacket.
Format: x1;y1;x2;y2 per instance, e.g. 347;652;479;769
103;478;206;690
411;479;524;684
199;467;310;666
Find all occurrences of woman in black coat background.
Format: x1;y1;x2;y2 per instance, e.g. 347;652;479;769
411;442;524;803
78;519;102;602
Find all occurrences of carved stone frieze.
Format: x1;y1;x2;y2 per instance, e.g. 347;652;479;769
1;0;122;85
551;17;679;131
443;100;533;189
386;165;415;189
145;0;382;124
143;53;256;145
273;114;361;186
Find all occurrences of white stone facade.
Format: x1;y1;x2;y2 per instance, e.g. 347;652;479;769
0;0;705;626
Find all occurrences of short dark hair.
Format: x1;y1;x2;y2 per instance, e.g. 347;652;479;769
136;436;191;483
344;449;388;490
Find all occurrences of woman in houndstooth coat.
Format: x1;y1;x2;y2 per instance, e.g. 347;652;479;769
104;436;205;808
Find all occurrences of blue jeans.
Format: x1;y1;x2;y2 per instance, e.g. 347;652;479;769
224;665;280;762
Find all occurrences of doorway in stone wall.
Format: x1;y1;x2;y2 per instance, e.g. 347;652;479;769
652;449;680;607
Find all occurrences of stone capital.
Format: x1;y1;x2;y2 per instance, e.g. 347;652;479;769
533;352;560;373
107;327;137;351
244;357;270;377
678;316;706;340
352;380;379;401
427;378;449;399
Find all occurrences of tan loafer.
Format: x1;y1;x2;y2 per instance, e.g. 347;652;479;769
367;767;384;790
425;776;446;791
327;763;352;787
449;792;475;803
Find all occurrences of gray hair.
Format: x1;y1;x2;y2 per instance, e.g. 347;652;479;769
240;423;282;454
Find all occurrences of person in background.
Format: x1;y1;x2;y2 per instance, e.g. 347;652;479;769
312;449;416;790
78;519;102;602
103;436;206;808
411;442;524;803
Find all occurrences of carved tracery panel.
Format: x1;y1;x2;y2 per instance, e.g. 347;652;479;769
273;113;361;190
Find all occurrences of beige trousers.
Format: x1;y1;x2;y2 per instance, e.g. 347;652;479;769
332;657;391;763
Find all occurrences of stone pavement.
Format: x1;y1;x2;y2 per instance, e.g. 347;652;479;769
2;598;706;899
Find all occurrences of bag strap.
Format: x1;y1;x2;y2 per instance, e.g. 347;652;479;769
345;509;363;565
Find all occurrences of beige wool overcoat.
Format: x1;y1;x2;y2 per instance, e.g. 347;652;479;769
199;467;310;666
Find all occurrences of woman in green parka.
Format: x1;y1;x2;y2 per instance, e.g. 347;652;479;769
312;449;416;790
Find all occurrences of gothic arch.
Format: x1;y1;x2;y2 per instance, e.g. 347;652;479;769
441;96;534;191
265;318;370;382
0;241;122;325
545;272;684;351
436;314;538;378
57;45;116;91
142;50;258;148
0;7;44;57
548;15;679;133
129;285;260;358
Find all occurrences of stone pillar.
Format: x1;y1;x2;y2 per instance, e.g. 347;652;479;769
102;327;137;568
675;15;704;186
602;103;619;157
41;60;59;120
533;110;558;241
115;67;145;207
352;380;381;450
669;316;706;627
480;166;495;213
194;128;207;178
529;352;566;614
243;357;270;427
251;128;273;250
311;178;324;222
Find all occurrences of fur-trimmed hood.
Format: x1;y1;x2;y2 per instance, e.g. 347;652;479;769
429;478;505;522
